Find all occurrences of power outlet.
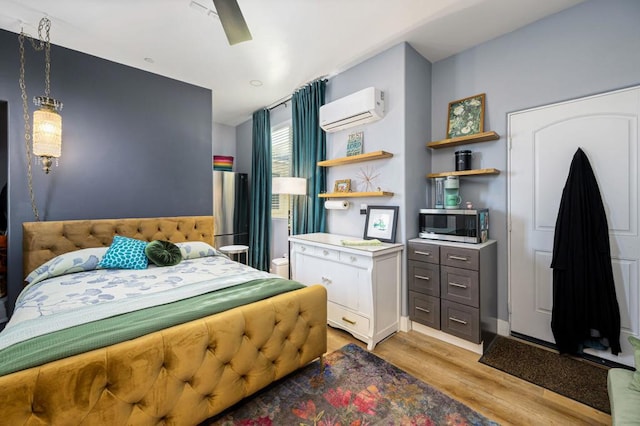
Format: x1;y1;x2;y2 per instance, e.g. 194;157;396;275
360;204;367;215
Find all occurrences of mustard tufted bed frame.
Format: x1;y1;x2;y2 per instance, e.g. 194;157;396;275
0;216;327;425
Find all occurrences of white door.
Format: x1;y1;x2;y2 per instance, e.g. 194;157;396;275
508;86;640;366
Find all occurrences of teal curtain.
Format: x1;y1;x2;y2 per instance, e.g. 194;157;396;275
249;108;272;271
291;79;327;235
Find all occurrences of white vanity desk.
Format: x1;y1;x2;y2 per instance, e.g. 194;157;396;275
289;233;403;350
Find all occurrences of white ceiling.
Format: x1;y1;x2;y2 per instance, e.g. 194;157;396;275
0;0;583;126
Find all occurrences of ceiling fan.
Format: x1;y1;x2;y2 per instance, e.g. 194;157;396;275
212;0;252;45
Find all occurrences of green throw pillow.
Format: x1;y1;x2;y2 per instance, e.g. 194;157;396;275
145;240;183;267
630;335;640;392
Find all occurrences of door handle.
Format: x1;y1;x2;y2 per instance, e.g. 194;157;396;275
415;275;430;281
321;276;332;284
415;306;431;313
414;250;431;256
448;282;468;289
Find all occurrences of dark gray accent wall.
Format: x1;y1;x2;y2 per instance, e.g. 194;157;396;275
0;28;213;314
431;0;640;325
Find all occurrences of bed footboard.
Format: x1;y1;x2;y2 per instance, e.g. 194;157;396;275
1;285;327;425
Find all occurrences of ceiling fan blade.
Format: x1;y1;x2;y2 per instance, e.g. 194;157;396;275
212;0;252;45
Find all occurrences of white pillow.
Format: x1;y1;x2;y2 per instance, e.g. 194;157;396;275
174;241;221;260
25;247;109;285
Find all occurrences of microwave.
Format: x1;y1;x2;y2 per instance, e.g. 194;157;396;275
418;208;489;244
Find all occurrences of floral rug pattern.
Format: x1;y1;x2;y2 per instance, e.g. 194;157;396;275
207;343;498;425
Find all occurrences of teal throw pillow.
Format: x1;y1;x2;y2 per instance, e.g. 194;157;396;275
145;240;182;267
98;236;148;270
629;335;640;392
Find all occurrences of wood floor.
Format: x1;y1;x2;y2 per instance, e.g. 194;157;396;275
327;326;611;425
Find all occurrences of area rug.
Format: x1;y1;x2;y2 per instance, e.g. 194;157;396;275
479;336;610;413
206;343;498;425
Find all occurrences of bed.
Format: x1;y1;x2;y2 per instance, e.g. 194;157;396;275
0;216;327;425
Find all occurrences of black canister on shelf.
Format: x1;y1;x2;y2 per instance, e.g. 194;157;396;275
455;150;472;171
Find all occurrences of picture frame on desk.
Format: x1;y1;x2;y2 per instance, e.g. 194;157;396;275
364;205;399;243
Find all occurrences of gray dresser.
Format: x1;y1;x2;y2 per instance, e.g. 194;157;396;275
408;238;497;347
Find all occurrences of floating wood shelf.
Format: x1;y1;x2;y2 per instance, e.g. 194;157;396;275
319;191;394;198
426;168;500;178
317;150;393;167
426;131;500;149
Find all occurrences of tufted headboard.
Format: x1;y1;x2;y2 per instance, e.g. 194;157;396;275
22;216;214;279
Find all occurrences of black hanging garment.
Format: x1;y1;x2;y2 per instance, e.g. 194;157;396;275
550;148;621;355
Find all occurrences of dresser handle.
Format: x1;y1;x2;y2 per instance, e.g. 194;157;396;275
321;276;332;284
341;317;356;325
449;317;468;325
414;250;431;256
350;255;357;262
448;255;468;261
415;275;430;281
300;246;306;252
415;306;431;313
448;282;467;289
323;250;330;256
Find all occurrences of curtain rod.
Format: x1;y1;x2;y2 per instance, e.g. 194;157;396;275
267;75;329;110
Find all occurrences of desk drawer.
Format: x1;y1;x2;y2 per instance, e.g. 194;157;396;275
409;291;440;329
408;241;439;264
440;266;479;307
408;260;440;296
440;299;480;343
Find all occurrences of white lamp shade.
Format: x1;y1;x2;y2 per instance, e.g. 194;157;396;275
272;177;307;195
33;108;62;158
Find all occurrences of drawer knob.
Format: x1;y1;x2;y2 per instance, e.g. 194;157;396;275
321;276;332;284
300;246;306;252
341;317;356;325
323;250;330;256
415;275;430;281
448;255;468;262
350;256;357;262
449;317;468;325
414;250;431;256
415;306;431;313
448;282;468;289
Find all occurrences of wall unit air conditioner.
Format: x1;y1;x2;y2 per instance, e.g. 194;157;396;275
319;87;385;133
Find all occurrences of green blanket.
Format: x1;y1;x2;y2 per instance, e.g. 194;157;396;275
0;278;304;377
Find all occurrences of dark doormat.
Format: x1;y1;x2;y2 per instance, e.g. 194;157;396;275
479;335;610;413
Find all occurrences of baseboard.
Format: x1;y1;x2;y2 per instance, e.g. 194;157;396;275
497;318;510;336
399;315;411;332
410;320;484;355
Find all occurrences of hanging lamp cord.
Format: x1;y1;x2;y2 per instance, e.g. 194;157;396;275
18;18;52;221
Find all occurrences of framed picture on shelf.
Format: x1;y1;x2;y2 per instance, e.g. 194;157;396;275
446;93;486;139
346;131;364;156
363;205;399;243
334;179;351;193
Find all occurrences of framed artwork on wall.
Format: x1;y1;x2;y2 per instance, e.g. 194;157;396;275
446;93;486;139
363;205;399;243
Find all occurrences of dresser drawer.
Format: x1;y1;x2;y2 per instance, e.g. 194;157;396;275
440;299;480;343
440;266;479;307
409;291;440;329
328;302;370;336
408;260;440;296
408;241;439;264
339;251;369;267
440;246;479;270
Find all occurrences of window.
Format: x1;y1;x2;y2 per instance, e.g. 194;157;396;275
272;123;292;219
